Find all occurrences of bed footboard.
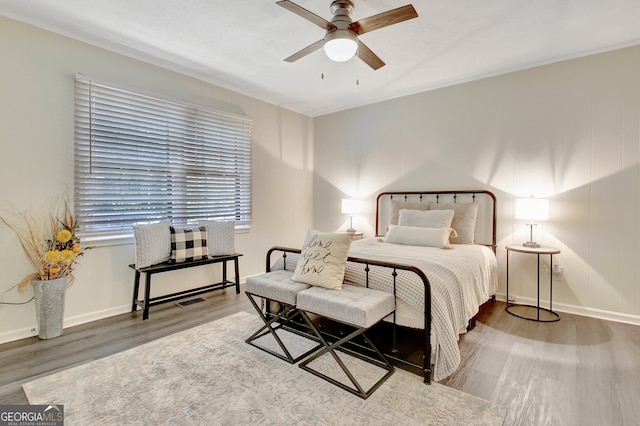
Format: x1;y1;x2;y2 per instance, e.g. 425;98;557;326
266;246;434;384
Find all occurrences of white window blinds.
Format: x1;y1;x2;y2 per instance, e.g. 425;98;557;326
74;75;252;234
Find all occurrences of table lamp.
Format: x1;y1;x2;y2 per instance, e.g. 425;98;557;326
515;196;549;248
341;198;360;233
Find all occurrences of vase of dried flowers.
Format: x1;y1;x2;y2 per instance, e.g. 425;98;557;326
1;195;90;339
32;276;68;339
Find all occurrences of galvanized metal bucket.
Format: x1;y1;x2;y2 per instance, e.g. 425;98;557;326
32;276;67;339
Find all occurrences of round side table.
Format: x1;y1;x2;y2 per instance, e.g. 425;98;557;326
506;244;560;322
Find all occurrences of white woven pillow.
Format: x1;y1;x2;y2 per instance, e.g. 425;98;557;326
200;221;235;256
291;229;353;290
132;221;171;268
385;225;457;249
398;208;454;229
389;200;430;226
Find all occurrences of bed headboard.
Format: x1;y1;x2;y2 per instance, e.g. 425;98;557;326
375;190;497;252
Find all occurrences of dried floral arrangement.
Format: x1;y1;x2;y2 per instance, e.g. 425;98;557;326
1;196;91;292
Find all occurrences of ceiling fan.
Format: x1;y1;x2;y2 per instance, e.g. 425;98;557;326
277;0;418;70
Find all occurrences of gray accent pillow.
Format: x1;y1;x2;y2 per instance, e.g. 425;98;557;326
132;221;171;268
430;202;479;244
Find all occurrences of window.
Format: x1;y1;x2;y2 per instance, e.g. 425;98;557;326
74;75;252;236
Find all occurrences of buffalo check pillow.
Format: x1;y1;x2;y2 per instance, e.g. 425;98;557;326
170;225;209;263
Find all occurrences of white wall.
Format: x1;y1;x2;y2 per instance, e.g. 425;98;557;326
0;17;314;342
2;16;639;342
313;46;640;324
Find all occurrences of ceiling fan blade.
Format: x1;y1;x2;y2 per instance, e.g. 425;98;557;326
357;40;385;70
284;39;325;62
276;1;336;31
349;4;418;35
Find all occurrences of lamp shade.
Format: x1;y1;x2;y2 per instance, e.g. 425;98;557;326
515;197;549;221
324;30;358;62
341;198;361;215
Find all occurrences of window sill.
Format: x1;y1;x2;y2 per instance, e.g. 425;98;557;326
79;226;249;248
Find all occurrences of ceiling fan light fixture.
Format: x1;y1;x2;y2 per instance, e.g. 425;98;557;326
323;30;358;62
278;0;418;69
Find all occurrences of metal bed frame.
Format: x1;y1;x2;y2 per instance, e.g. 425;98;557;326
267;189;497;384
375;189;497;253
266;245;433;382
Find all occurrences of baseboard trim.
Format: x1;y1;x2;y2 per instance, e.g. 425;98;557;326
5;284;636;344
0;304;132;345
64;305;132;329
494;293;640;326
0;326;38;345
1;278;249;344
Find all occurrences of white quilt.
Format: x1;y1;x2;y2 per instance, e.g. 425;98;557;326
271;238;498;381
345;238;498;381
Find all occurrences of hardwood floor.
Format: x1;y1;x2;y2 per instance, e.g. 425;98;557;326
1;289;639;425
441;301;640;426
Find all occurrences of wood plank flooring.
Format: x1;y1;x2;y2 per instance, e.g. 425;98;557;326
441;301;640;425
1;289;639;425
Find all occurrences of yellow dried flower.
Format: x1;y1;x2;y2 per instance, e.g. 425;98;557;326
45;250;63;263
56;229;72;243
1;193;93;292
61;249;75;263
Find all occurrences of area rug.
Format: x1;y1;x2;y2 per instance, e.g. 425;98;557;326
23;311;506;425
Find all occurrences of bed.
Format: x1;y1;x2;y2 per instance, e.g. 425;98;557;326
267;190;498;383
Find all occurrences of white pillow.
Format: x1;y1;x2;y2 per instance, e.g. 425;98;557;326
132;221;171;268
398;208;454;229
385;225;457;249
200;221;235;256
430;202;479;244
291;229;353;290
389;200;430;226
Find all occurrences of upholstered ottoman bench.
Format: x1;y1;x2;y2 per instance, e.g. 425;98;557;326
245;270;322;363
296;284;396;399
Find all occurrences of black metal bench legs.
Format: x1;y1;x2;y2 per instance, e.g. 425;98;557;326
244;270;322;364
296;284;396;400
298;311;394;400
245;294;320;364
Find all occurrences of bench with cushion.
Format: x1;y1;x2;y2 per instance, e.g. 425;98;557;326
297;284;396;399
245;229;397;399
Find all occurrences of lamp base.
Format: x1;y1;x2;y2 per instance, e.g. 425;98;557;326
523;241;541;248
346;227;356;233
523;223;540;248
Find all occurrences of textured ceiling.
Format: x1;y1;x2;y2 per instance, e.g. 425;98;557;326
2;0;640;116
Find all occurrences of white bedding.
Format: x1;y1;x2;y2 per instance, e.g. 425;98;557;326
270;237;498;381
344;237;498;381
